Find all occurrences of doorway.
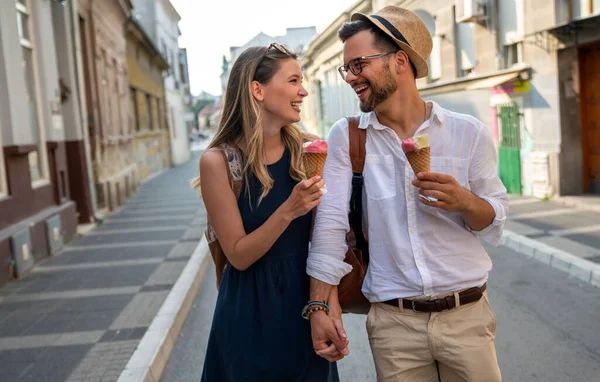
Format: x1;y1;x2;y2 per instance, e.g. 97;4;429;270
579;42;600;194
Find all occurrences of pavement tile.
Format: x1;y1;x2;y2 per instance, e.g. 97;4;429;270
166;242;198;260
110;291;170;330
99;327;147;343
144;261;188;286
76;229;186;246
18;264;159;294
65;341;139;382
565;233;600;249
16;344;92;382
140;284;172;292
36;246;172;266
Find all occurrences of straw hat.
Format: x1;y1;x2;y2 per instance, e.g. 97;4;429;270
351;6;433;79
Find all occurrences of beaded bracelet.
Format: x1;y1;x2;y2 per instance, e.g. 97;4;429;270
301;301;330;320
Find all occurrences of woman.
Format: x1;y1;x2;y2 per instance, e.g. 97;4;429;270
196;44;340;381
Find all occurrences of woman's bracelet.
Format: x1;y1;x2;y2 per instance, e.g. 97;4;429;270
301;301;330;320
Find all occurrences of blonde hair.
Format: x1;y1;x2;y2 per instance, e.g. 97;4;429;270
190;46;305;203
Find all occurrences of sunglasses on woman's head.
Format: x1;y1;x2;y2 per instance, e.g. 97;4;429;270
264;43;293;57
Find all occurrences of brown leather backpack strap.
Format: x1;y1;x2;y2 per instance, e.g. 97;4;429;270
347;116;365;173
346;115;368;255
219;143;244;198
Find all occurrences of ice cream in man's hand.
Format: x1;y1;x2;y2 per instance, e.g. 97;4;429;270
302;140;328;178
401;134;430;175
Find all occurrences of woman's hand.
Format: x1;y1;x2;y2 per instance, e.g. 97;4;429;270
282;176;325;220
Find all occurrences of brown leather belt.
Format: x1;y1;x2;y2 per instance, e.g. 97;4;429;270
382;284;487;313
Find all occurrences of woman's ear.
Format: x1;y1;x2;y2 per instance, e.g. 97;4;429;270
251;80;264;102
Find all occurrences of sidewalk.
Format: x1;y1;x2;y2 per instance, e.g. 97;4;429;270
503;195;600;287
0;152;208;382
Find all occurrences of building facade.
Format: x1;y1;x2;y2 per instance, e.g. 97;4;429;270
0;0;83;286
77;0;137;213
131;0;191;165
126;18;171;182
301;0;600;198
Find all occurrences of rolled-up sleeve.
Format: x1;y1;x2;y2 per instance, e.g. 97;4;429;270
467;122;509;246
307;119;354;285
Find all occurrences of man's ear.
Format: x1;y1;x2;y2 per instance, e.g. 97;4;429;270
251;81;264;102
393;51;411;75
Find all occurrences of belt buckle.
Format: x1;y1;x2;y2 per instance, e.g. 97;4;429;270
412;300;418;312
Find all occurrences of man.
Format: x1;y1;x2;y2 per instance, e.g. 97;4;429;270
307;6;507;382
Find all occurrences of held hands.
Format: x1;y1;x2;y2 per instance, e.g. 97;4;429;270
412;172;474;212
310;309;349;363
282;176;325;220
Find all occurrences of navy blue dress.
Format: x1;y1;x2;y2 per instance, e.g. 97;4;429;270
201;148;339;382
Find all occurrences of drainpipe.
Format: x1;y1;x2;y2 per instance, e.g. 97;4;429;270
491;0;503;70
69;0;103;223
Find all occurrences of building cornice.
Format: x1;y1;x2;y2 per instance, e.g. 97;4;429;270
303;0;369;66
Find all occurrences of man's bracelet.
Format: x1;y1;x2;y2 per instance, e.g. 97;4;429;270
301;301;330;320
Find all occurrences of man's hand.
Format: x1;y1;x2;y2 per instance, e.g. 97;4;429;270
412;172;473;212
310;311;349;362
413;171;496;231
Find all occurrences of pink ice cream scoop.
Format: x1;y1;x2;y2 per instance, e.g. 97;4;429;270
303;139;328;153
401;135;429;153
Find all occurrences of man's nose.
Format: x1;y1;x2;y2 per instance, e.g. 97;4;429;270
344;70;358;84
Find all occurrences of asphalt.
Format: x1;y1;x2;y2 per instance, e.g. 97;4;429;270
0;152;205;382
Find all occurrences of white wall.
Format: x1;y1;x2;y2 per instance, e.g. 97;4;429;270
152;0;190;164
167;90;190;164
425;89;492;128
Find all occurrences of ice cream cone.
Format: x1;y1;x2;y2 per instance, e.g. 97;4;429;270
406;146;430;175
302;152;327;178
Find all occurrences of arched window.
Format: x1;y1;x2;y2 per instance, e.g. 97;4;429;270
414;10;441;82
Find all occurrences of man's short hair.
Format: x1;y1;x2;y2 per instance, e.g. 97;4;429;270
338;19;417;78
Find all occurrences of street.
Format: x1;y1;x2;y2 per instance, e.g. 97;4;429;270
162;244;600;382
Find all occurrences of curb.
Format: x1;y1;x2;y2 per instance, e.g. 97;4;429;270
502;230;600;287
116;237;210;382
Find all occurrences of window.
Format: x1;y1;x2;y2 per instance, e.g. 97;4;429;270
456;23;476;77
504;42;523;67
17;0;49;186
498;0;524;69
429;36;442;81
573;0;599;18
130;88;139;132
144;94;152;130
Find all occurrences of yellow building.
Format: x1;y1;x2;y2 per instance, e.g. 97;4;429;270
126;18;171;182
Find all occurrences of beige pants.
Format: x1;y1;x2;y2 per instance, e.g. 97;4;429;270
366;292;502;382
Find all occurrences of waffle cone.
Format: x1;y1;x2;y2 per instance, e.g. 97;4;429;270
406;146;430;174
302;152;327;178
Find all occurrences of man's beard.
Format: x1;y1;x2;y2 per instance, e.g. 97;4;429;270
359;64;397;112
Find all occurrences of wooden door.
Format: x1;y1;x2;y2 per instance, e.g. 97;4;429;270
579;43;600;194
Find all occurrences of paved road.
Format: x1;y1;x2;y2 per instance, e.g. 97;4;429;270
163;244;600;382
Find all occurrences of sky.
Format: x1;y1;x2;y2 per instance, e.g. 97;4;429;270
170;0;359;97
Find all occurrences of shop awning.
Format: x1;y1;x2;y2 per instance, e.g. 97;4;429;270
465;71;521;90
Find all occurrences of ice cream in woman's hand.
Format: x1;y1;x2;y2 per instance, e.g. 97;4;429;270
401;135;430;175
302;140;328;178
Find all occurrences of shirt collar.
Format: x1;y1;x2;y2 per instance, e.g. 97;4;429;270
357;100;446;130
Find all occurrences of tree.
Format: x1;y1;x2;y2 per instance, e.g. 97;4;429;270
192;98;213;115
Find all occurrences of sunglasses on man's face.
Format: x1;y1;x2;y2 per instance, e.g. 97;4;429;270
264;43;293;57
337;51;398;80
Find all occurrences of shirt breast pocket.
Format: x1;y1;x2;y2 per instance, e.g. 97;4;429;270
430;156;468;188
364;154;396;200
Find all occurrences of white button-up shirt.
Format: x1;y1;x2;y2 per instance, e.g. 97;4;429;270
307;101;508;301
